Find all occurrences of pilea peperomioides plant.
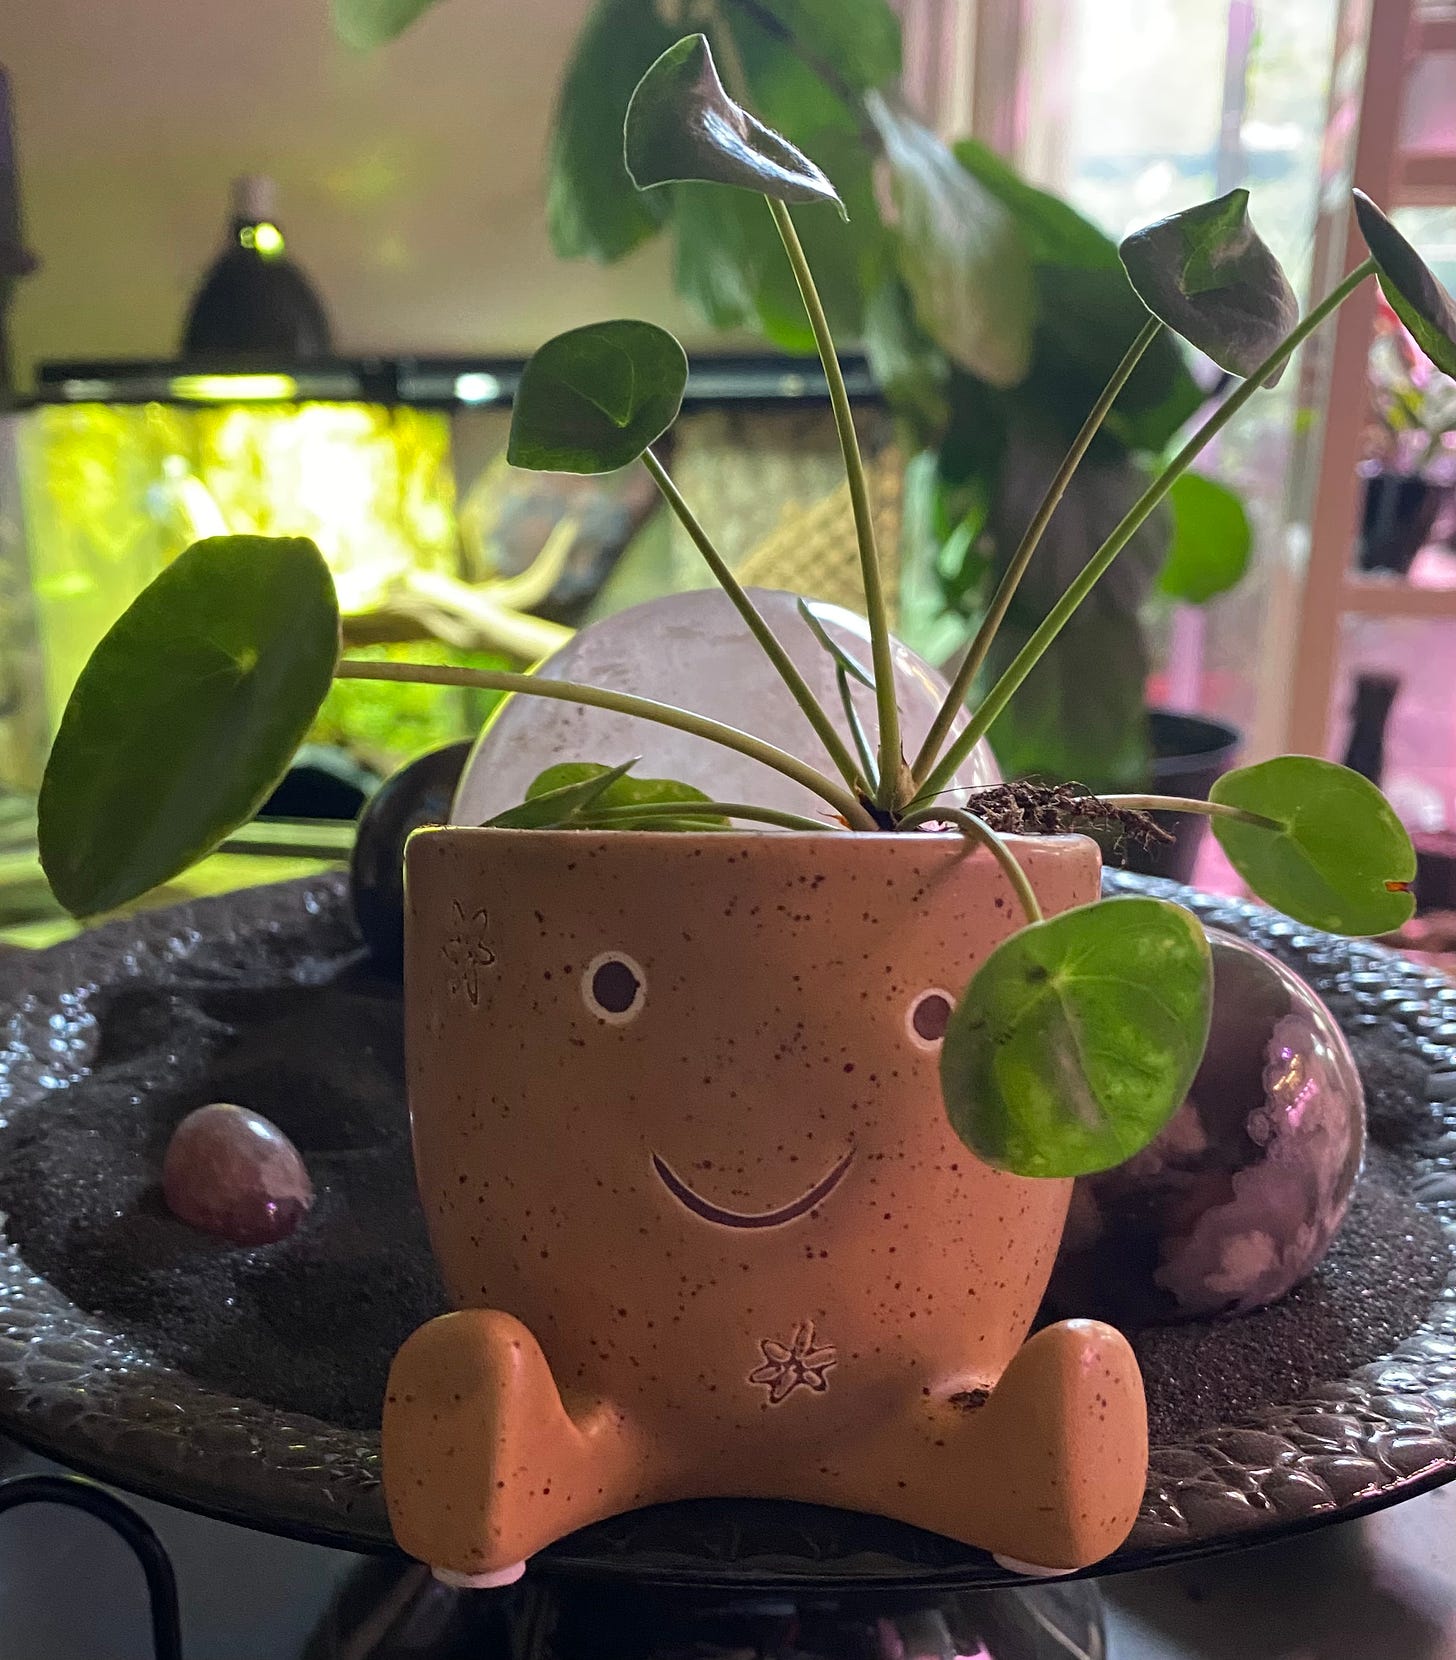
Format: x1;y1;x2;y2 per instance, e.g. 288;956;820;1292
39;35;1435;1189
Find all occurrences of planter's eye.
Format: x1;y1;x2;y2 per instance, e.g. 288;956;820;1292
907;989;953;1051
583;952;647;1025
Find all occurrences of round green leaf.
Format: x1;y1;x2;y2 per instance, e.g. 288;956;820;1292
1119;189;1298;383
941;897;1212;1178
1352;190;1456;379
1158;471;1252;604
623;34;845;215
1209;756;1416;936
506;320;687;475
38;536;339;918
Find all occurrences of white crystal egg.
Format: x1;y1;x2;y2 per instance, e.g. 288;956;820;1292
451;588;998;826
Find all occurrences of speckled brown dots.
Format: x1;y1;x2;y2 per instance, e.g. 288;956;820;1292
388;829;1147;1579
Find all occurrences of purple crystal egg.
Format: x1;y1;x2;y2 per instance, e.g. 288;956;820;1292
1047;928;1365;1324
162;1103;315;1246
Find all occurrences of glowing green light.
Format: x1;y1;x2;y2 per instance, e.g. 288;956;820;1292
239;222;285;258
169;374;298;402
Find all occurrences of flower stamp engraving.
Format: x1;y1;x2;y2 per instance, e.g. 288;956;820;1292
749;1322;836;1403
442;902;497;1005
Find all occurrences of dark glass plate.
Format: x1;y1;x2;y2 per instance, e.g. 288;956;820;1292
0;873;1451;1592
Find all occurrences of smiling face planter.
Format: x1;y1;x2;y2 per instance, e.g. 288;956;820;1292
385;829;1147;1584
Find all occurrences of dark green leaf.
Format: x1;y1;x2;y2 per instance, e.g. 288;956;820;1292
952;139;1203;450
863;278;951;440
796;597;873;686
1158;471;1252;603
941;896;1213;1177
38;536;339;918
1119;189;1298;382
507;320;687;475
624;35;845;215
1353;190;1456;378
332;0;440;49
547;0;677;264
981;436;1167;791
1210;757;1416;936
671;173;865;353
490;761;728;831
869;96;1033;389
735;0;900;93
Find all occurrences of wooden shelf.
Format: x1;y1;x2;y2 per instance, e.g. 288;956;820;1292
1339;577;1456;617
1415;6;1456;52
1398;150;1456;202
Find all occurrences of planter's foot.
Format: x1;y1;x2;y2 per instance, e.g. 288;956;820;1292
960;1317;1146;1569
835;1317;1146;1571
382;1309;649;1580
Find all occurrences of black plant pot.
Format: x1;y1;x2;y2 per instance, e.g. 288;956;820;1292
1358;470;1449;576
1109;709;1242;884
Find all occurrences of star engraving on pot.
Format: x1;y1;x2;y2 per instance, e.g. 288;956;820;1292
651;1145;855;1229
442;902;496;1005
749;1322;837;1403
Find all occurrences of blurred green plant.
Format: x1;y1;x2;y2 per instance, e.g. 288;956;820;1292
331;0;1252;791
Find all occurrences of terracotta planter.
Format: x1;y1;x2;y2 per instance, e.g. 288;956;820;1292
385;829;1147;1583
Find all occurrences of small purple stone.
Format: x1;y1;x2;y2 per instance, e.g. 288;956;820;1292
1049;929;1365;1323
162;1103;314;1245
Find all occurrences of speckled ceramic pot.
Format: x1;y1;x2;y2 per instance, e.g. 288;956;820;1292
385;829;1147;1584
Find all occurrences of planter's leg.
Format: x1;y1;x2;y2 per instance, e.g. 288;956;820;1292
827;1317;1146;1570
382;1309;651;1581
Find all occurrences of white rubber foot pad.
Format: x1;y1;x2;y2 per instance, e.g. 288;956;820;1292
993;1554;1076;1579
432;1561;527;1590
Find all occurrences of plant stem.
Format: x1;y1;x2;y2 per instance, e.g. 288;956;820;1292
836;664;878;788
916;258;1378;806
1099;794;1282;831
641;447;863;791
767;196;903;810
586;800;839;832
897;804;1042;923
334;659;878;829
911;317;1164;786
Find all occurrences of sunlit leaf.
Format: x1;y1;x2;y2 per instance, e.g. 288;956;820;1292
507;320;687;475
1352;191;1456;378
332;0;441;49
489;761;729;831
1119;189;1298;383
624;34;845;215
486;759;641;828
1210;756;1416;936
1158;471;1252;603
868;97;1033;389
38;536;339;918
941;897;1212;1178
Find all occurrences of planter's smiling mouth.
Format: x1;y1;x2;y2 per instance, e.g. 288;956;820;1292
651;1146;855;1229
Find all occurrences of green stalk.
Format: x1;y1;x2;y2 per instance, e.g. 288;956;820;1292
911;317;1164;786
767;196;902;809
897;804;1042;924
334;659;878;830
836;664;878;789
641;447;863;791
587;800;839;832
916;259;1377;806
1099;794;1282;831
